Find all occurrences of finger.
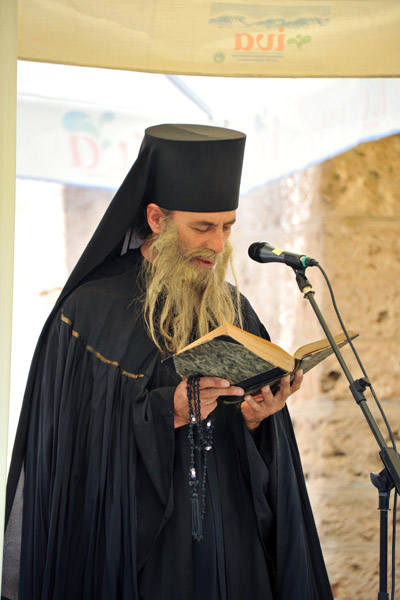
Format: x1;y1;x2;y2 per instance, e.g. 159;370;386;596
200;386;244;403
243;394;264;412
198;377;232;390
213;385;244;397
290;369;303;392
197;377;244;396
251;393;264;402
277;375;291;397
259;383;273;396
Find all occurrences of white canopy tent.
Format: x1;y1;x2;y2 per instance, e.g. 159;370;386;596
16;64;400;193
1;1;400;587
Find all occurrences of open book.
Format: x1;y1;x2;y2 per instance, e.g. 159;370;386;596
163;322;358;395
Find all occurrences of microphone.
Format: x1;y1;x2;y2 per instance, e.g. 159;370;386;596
248;242;318;268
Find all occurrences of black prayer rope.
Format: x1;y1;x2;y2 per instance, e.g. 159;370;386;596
187;375;214;542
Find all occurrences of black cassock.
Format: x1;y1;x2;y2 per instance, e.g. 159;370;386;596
2;250;333;600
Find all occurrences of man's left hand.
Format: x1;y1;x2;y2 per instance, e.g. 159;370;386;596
241;369;303;431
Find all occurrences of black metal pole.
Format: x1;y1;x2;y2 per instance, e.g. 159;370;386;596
293;267;400;599
371;470;392;600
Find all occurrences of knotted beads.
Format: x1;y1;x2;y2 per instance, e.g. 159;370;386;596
187;375;214;542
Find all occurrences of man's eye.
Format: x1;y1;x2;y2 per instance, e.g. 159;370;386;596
193;227;209;232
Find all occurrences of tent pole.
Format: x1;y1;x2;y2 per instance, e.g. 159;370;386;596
0;0;17;589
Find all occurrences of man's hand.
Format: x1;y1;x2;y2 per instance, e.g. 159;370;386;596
174;377;244;428
241;369;304;431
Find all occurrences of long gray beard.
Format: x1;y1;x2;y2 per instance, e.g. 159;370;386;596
140;224;240;354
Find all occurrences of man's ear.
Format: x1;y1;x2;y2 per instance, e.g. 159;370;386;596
146;203;166;235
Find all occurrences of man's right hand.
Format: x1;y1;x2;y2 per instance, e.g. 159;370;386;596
173;377;244;428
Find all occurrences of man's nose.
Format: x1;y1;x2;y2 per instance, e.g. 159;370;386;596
206;230;225;254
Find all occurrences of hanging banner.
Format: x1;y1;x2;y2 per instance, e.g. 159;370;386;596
17;97;154;189
16;76;213;189
16;78;400;191
18;0;400;77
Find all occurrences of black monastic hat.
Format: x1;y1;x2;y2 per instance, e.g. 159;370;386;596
143;124;246;212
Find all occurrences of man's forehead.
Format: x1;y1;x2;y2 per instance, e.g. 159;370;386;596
172;209;237;225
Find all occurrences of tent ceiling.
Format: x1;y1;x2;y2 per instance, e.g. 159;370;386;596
18;0;400;77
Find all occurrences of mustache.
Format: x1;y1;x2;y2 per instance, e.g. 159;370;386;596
184;247;218;263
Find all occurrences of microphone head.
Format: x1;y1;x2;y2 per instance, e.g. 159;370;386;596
248;241;318;268
248;242;265;262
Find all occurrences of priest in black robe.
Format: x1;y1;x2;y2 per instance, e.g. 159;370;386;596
2;124;333;600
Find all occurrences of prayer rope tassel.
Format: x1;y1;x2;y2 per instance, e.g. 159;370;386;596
191;493;203;541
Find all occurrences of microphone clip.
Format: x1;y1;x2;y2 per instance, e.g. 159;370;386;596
292;266;314;295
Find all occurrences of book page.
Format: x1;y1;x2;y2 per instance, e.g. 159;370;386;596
298;336;357;373
293;330;357;360
299;346;336;374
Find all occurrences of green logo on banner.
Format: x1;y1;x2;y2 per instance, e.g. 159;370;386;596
287;35;312;50
214;52;225;63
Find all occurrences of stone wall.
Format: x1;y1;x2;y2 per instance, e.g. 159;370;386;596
236;133;400;600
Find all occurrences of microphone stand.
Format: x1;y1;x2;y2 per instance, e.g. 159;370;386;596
293;267;400;600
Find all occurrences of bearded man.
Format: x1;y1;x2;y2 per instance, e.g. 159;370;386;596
2;125;333;600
